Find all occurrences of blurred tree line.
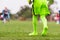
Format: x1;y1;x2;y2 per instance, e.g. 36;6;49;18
17;5;32;18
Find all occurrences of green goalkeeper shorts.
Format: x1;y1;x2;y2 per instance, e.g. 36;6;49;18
32;2;50;16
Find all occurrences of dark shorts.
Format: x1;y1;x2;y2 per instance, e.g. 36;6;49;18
4;14;8;18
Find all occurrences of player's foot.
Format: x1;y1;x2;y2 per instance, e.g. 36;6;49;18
41;27;48;36
29;32;38;36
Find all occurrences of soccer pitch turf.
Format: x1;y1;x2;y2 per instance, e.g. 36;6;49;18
0;20;60;40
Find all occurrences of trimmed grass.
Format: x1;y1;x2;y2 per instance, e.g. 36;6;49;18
0;20;60;40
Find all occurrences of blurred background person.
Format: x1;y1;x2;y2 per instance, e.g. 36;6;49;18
54;0;60;24
2;7;10;23
49;0;60;24
55;8;60;24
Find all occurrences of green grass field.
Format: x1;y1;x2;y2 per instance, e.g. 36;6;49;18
0;20;60;40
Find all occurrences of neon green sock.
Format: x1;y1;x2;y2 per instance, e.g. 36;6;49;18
32;15;37;33
29;15;38;35
40;15;48;36
40;15;48;28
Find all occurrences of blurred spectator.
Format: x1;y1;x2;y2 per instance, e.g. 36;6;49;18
49;0;58;21
55;10;60;24
50;0;60;24
2;7;10;23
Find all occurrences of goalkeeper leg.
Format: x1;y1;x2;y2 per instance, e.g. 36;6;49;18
29;15;38;35
40;15;48;36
